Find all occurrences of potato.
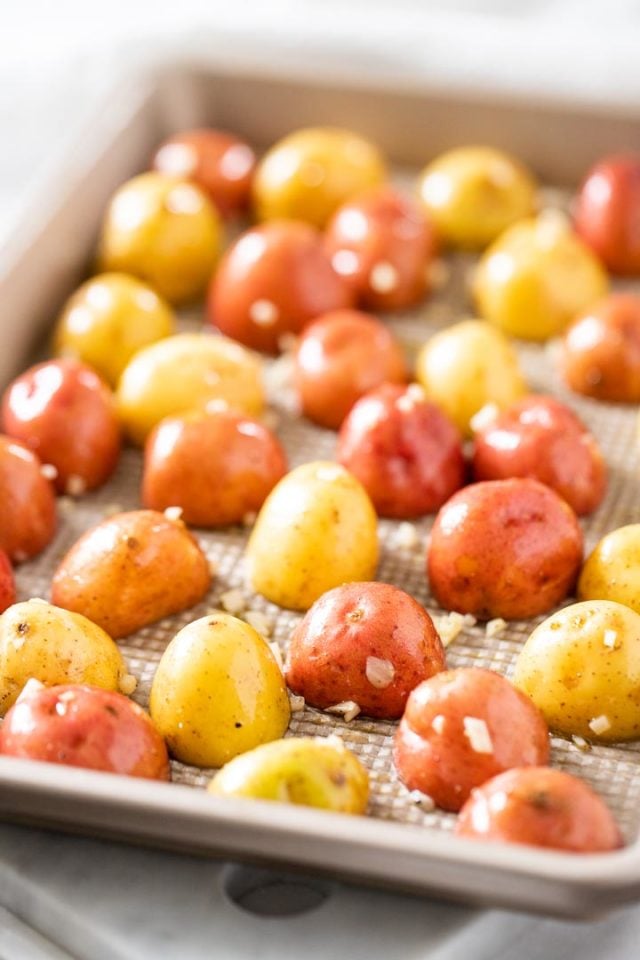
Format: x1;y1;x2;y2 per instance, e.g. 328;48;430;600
0;681;169;780
208;736;368;813
150;613;290;767
116;333;264;445
51;510;211;639
286;582;446;719
415;319;526;437
0;551;15;614
0;600;133;716
574;154;640;275
456;767;622;852
393;668;549;812
246;461;379;611
513;600;640;741
0;435;57;563
427;478;583;620
579;525;640;612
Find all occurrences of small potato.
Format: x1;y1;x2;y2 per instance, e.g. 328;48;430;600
0;435;57;563
51;510;211;639
208;736;368;814
394;668;549;812
0;681;169;780
0;551;15;613
415;319;526;437
456;767;622;852
337;383;465;518
246;461;379;611
2;359;121;494
579;525;640;613
513;600;640;741
150;613;290;767
142;410;287;526
116;333;264;446
574;154;640;275
427;479;583;620
0;600;132;716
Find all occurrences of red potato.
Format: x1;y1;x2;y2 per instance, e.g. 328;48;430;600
152;128;256;218
0;435;57;562
560;293;640;402
293;310;407;430
2;359;121;494
574;154;640;275
337;383;465;518
0;550;15;612
472;395;607;516
456;767;623;852
324;186;436;310
207;221;355;354
394;668;550;812
0;682;170;781
286;581;446;719
142;410;288;526
427;478;583;620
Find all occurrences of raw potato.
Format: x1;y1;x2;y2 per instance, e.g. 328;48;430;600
0;435;57;562
150;613;290;767
578;525;640;613
246;461;379;610
0;550;15;613
116;333;264;445
208;736;369;814
513;600;640;740
51;510;211;639
0;600;132;716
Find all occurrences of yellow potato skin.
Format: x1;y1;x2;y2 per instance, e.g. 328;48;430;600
415;319;526;437
53;273;175;386
513;600;640;741
208;736;369;814
0;600;130;716
149;613;290;767
246;461;379;611
578;525;640;614
116;333;264;445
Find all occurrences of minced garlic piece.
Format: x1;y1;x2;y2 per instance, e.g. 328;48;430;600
326;701;361;722
289;694;305;712
163;506;184;522
40;463;58;481
469;403;499;434
66;474;87;497
394;522;419;550
245;610;273;638
434;612;475;648
485;618;507;638
572;734;591;752
603;629;618;650
219;588;246;616
431;714;445;735
588;715;611;736
119;673;138;696
463;716;493;754
408;790;436;811
365;656;395;689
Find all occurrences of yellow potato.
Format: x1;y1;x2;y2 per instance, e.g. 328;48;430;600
208;735;369;814
473;212;608;341
513;600;640;741
0;600;133;715
149;613;290;767
53;273;175;386
578;525;640;614
246;461;379;610
116;333;264;445
415;319;526;437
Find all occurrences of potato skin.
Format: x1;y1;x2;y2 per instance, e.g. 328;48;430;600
0;600;131;716
150;613;290;767
579;525;640;613
51;510;211;639
394;668;549;812
472;395;607;516
513;600;640;741
0;683;169;780
0;551;15;613
337;383;465;518
456;767;623;852
208;736;369;814
0;435;57;562
246;461;379;611
286;582;446;719
142;411;287;526
427;478;583;620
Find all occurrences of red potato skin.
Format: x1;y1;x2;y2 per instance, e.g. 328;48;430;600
2;358;121;493
293;310;407;430
286;581;446;719
207;221;355;354
142;411;288;526
0;684;170;780
456;766;623;852
427;478;583;620
324;186;437;310
560;294;640;402
394;668;550;812
337;383;465;518
472;395;607;516
0;434;57;562
574;154;640;275
0;550;15;612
